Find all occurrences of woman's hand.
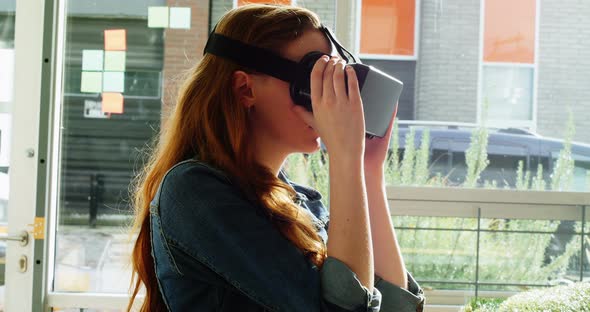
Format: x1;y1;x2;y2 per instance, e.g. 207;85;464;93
291;55;366;160
363;104;398;174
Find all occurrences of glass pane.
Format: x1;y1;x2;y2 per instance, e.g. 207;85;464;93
360;0;416;56
482;65;534;122
0;0;16;308
483;0;536;63
360;0;589;192
478;219;584;291
393;216;478;290
55;0;166;293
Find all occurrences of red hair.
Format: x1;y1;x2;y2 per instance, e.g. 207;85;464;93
127;4;327;311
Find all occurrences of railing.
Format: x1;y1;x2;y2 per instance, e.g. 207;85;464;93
44;186;590;311
387;185;590;307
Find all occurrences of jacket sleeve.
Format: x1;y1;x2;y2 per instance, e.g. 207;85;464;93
319;256;425;312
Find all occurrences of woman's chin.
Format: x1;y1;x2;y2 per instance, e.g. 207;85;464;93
306;138;322;153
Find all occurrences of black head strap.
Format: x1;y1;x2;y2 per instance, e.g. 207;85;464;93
202;23;357;82
203;24;299;83
319;24;359;64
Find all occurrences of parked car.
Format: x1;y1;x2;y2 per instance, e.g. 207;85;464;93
393;121;590;191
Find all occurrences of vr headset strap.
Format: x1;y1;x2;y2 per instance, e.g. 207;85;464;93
202;23;358;82
203;32;299;83
319;24;359;64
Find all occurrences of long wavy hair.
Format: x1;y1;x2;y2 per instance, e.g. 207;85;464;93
127;4;328;311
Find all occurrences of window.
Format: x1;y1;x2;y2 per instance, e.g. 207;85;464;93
479;0;538;129
15;0;587;309
358;0;419;59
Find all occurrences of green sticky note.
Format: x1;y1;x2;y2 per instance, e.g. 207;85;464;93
82;50;104;71
148;6;169;28
104;51;126;71
81;71;103;93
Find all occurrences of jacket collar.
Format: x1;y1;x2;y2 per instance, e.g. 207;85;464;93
278;169;323;202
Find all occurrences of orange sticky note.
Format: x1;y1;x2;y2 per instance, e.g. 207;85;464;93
104;29;127;51
101;92;124;114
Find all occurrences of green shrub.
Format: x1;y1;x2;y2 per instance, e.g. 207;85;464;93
462;297;505;312
464;282;590;312
400;127;417;185
550;109;576;191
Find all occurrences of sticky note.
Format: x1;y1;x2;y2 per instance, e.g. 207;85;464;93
169;7;191;29
81;71;103;93
102;71;125;93
148;6;169;28
104;29;127;51
82;50;104;71
101;92;124;114
104;51;126;71
84;100;109;119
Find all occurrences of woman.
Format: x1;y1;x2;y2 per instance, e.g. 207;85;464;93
128;3;424;312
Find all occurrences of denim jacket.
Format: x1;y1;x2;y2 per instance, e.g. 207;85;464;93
149;157;425;311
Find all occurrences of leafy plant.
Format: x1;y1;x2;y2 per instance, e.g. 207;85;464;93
464;282;590;312
531;163;546;191
400;127;417;185
462;297;505;312
550;109;576;191
385;118;402;185
464;99;490;188
515;160;532;190
414;128;430;185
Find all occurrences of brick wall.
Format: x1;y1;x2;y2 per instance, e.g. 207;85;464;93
210;0;335;32
297;0;336;30
415;0;480;123
161;0;209;130
537;0;590;144
209;0;233;31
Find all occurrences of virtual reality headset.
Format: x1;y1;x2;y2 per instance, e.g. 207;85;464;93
203;24;403;139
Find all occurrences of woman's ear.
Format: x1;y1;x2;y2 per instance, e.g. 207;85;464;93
232;70;256;109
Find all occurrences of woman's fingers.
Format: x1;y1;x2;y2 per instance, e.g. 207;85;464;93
346;65;362;111
333;60;348;100
310;55;329;108
322;57;338;102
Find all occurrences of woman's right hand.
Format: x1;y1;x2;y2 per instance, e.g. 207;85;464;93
291;55;366;159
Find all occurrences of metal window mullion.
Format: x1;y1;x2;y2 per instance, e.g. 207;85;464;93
475;207;482;298
581;205;586;282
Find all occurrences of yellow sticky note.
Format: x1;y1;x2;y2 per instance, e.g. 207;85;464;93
148;7;169;28
81;71;102;93
104;51;126;71
101;92;124;114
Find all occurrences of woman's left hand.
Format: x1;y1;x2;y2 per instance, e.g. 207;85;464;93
363;103;398;174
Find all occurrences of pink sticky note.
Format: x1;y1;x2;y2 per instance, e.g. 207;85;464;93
101;92;124;114
104;29;127;51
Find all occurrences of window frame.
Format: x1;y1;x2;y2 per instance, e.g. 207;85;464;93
354;0;421;60
31;1;589;311
477;0;541;131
